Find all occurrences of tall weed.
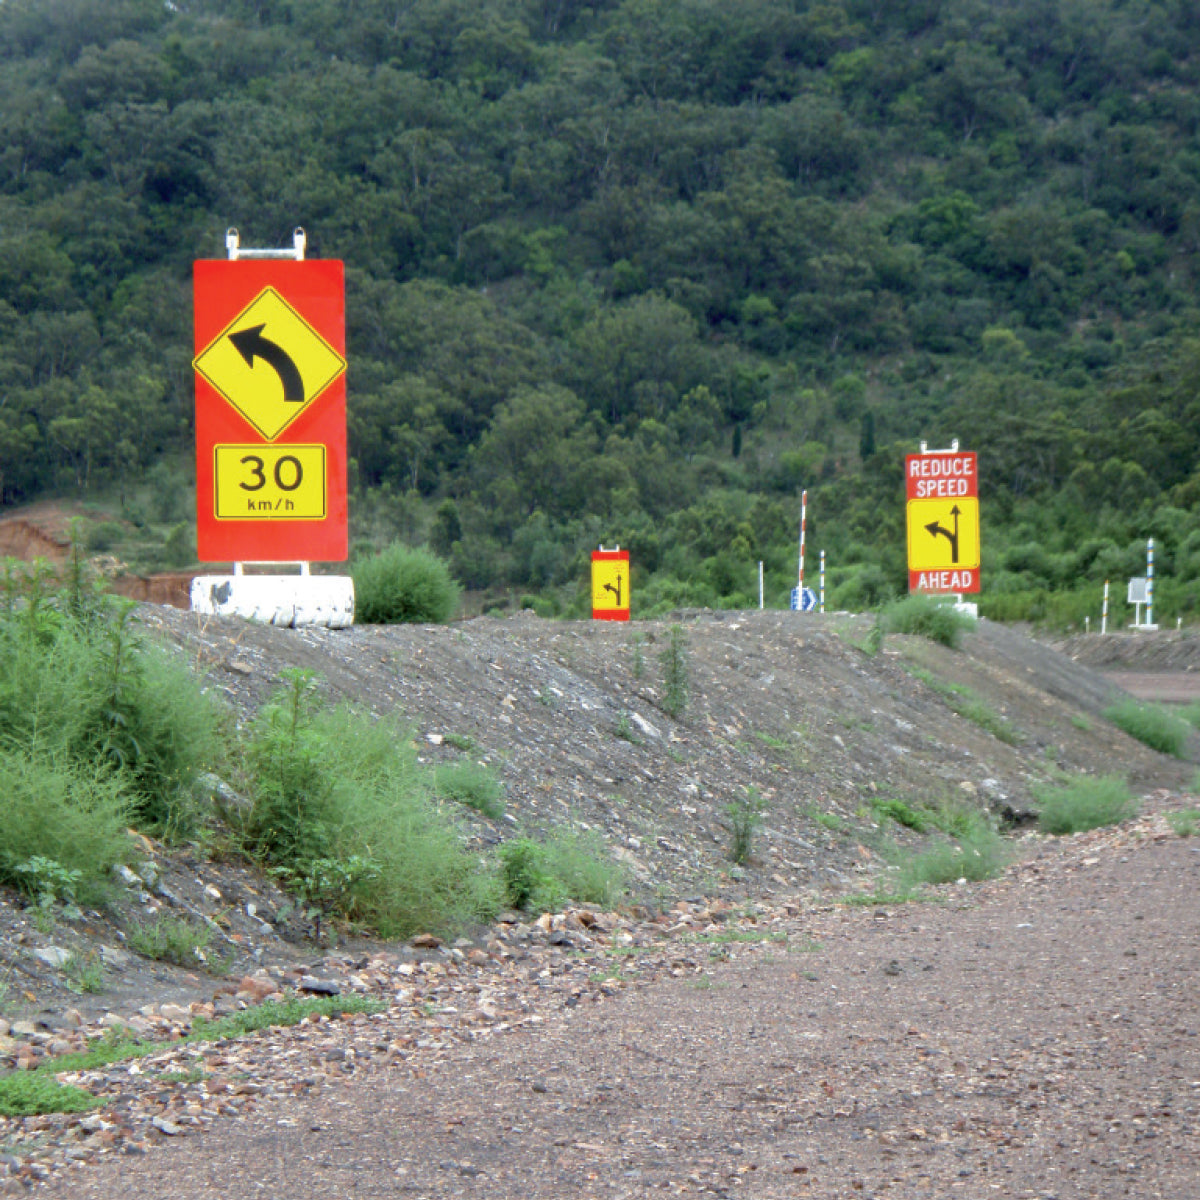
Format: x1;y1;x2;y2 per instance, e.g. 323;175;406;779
0;588;219;836
239;672;496;937
1034;776;1138;835
0;750;130;901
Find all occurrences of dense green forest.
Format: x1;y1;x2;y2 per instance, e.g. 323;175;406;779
3;0;1200;624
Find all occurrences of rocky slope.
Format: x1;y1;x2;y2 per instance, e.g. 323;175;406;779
2;608;1195;1037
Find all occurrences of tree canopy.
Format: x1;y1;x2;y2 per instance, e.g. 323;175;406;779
3;0;1200;622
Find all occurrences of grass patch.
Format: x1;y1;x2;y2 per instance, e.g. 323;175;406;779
1034;775;1139;835
1166;808;1200;837
905;667;1020;744
683;928;789;946
128;916;216;969
1104;699;1190;757
807;807;847;833
0;1073;99;1117
839;890;916;907
432;760;505;819
869;796;930;831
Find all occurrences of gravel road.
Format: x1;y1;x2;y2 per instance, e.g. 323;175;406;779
41;813;1200;1200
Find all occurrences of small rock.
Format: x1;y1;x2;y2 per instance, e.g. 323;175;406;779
33;947;72;969
238;975;277;1001
151;1117;184;1137
158;1004;192;1023
298;977;341;996
100;945;132;969
112;865;141;888
411;934;444;950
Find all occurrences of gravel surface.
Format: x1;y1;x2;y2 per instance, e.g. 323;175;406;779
25;804;1200;1199
1;610;1198;1194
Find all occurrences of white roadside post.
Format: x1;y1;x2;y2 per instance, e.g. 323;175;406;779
1147;538;1155;629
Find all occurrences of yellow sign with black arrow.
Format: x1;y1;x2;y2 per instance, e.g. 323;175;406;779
193;286;346;441
906;497;981;572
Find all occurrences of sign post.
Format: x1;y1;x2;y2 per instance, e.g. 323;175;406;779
189;228;353;627
905;441;981;595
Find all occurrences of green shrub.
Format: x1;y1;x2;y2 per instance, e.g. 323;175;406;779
1103;699;1189;757
1035;775;1139;835
882;594;974;648
726;786;767;865
0;750;131;901
352;543;460;624
0;597;220;834
898;830;1008;886
498;832;623;913
879;805;1008;888
239;672;497;937
433;760;505;819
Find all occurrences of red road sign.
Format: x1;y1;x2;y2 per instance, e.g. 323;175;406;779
193;259;347;562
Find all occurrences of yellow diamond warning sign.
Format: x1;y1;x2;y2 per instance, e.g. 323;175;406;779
193;287;346;441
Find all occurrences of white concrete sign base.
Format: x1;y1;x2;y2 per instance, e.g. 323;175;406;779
190;575;354;629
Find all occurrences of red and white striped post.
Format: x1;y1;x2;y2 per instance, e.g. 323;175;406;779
798;489;807;592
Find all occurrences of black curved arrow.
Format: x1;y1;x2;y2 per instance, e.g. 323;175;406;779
921;506;960;561
229;324;304;403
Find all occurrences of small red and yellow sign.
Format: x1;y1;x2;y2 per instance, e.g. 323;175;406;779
591;548;630;621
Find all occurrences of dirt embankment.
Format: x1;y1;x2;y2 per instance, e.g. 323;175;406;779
2;607;1197;1040
1055;628;1200;703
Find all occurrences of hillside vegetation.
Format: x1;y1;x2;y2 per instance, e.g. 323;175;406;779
3;1;1200;625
